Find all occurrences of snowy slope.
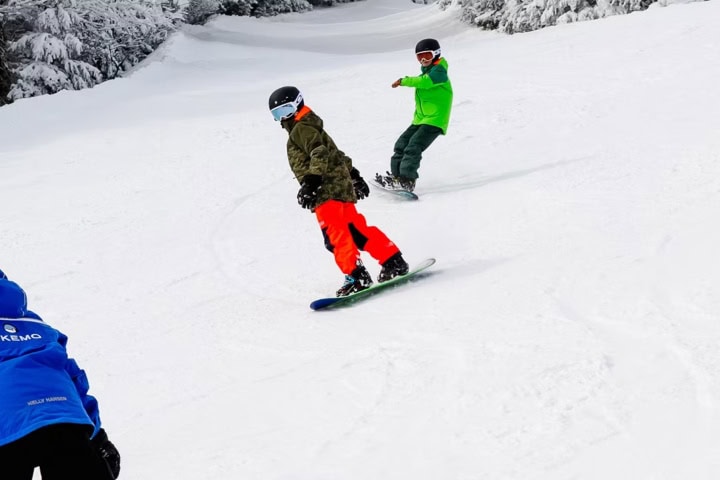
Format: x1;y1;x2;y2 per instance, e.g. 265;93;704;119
2;0;720;478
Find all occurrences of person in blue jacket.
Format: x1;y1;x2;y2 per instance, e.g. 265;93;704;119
0;269;121;480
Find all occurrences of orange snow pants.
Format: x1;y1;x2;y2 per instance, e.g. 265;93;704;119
315;200;400;275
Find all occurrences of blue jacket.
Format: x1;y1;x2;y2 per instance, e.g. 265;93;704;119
0;276;102;447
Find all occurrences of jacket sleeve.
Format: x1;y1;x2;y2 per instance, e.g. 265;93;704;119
59;333;102;437
401;64;449;89
292;123;331;178
337;149;353;171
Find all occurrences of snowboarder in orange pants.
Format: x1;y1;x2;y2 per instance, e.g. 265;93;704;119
269;86;410;296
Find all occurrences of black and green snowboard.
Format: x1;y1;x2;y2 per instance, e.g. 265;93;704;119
370;177;419;200
310;258;436;310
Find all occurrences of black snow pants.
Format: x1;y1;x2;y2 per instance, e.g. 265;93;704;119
390;124;443;180
0;423;113;480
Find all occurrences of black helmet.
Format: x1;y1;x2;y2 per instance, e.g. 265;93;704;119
415;38;441;59
268;86;305;121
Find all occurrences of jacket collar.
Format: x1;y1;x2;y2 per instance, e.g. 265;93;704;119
281;105;312;132
421;57;442;74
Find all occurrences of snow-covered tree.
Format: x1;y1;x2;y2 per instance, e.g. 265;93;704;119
0;41;12;105
185;0;219;25
307;0;361;5
253;0;311;16
161;0;182;13
7;2;103;99
82;1;179;79
1;0;29;103
598;0;654;15
218;0;312;17
218;0;252;16
4;0;178;101
438;0;694;33
498;0;599;33
438;0;505;31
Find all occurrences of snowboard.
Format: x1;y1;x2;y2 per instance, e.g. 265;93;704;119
370;178;419;200
310;258;436;311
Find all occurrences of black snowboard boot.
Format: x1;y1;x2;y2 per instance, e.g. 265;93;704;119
378;252;410;283
397;177;416;192
376;172;415;192
336;263;374;297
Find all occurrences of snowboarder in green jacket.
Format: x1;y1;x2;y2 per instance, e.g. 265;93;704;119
376;38;453;193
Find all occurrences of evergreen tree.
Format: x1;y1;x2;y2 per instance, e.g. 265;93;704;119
81;1;179;79
451;0;506;31
7;1;102;99
218;0;253;16
185;0;219;25
161;0;182;13
602;0;654;14
252;0;311;16
439;0;681;33
0;40;12;105
4;0;177;101
0;13;10;105
307;0;361;5
0;0;29;104
218;0;312;17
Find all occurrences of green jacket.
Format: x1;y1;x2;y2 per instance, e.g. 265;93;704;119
281;106;357;206
400;57;453;134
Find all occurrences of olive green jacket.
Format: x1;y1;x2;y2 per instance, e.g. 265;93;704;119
281;107;357;206
400;57;453;134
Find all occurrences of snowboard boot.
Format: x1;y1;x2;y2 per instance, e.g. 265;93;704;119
336;263;374;297
397;177;416;192
376;172;414;192
378;252;410;283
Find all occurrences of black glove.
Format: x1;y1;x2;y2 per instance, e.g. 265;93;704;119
91;428;121;479
350;168;370;200
297;174;322;210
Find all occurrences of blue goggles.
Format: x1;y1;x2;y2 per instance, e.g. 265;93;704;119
270;103;297;121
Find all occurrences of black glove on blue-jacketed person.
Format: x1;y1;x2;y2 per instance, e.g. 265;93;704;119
297;174;322;209
350;168;370;200
92;428;121;479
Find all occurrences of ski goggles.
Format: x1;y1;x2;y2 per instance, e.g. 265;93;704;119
270;103;297;121
416;49;441;62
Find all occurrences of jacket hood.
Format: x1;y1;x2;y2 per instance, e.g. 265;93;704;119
0;278;28;319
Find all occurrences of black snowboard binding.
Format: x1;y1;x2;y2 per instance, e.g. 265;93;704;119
374;172;395;188
336;263;374;297
375;172;415;192
397;177;416;192
378;252;410;283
